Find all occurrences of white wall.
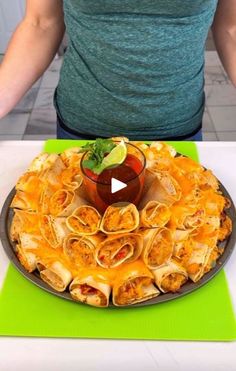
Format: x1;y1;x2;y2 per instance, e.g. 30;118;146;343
0;0;25;53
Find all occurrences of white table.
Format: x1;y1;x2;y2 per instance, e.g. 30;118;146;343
0;141;235;371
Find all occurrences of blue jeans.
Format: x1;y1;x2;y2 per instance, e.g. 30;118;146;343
184;128;202;141
57;119;202;141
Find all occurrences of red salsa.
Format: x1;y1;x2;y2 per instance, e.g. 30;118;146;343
82;154;145;213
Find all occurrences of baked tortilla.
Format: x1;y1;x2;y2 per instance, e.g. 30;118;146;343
49;189;85;217
186;242;212;282
10;210;39;242
63;233;104;267
95;233;143;268
60;167;83;191
39;215;70;249
69;274;111;307
37;260;72;292
140;201;171;228
100;202;139;234
10;190;40;212
28;153;59;172
66;205;101;236
15;233;43;273
141;228;173;269
60;147;84;168
153;260;188;293
169;204;205;231
139;171;182;208
112;260;160;306
39;156;66;188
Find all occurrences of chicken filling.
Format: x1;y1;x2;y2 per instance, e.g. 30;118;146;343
69;208;100;233
67;239;95;266
161;273;186;293
78;284;107;306
103;208;135;232
116;277;152;305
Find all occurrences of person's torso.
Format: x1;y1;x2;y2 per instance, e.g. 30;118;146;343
56;0;218;139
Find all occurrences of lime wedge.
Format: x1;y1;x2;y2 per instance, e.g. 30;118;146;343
102;140;127;168
92;141;127;174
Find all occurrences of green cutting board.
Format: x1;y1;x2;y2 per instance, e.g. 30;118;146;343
0;140;235;341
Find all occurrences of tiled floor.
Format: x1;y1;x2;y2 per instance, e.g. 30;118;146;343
0;51;236;141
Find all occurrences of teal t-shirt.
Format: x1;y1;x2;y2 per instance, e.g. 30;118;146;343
55;0;218;139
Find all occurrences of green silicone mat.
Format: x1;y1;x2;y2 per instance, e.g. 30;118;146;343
0;140;235;341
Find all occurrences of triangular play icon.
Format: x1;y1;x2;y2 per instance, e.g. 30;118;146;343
111;178;127;194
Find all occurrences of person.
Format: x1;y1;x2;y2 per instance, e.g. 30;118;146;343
0;1;235;141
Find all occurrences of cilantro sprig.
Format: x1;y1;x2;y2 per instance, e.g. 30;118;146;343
81;139;116;174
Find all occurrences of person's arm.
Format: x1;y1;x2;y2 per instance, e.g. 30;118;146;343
0;0;65;119
211;0;236;87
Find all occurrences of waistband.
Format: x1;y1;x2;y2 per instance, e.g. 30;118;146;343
57;113;202;141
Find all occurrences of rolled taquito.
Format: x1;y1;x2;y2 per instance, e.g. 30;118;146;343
139;171;182;208
63;233;105;267
60;167;83;191
95;233;143;268
60;147;83;168
186;242;213;283
16;232;43;272
39;215;70;249
112;260;160;306
66;205;101;236
153;260;188;293
141;228;173;269
49;189;85;217
10;210;39;242
37;260;72;292
69;274;111;307
100;202;139;234
140;201;171;228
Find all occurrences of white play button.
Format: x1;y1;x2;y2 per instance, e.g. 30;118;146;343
111;178;127;194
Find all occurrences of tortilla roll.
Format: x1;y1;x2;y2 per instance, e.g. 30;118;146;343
66;206;101;236
39;215;70;249
153;260;188;293
60;167;83;191
95;233;143;268
60;147;83;168
170;205;205;230
37;260;72;292
186;242;212;282
69;275;111;307
142;168;157;195
16;244;38;273
16;171;42;193
39;156;66;188
38;184;54;214
140;201;171;228
147;157;173;174
139;171;182;208
112;260;160;306
141;228;173;269
149;141;177;158
15;232;43;273
100;202;139;234
63;233;104;267
49;189;85;217
10;210;39;242
172;228;193;242
173;156;204;174
200;170;219;191
173;238;194;266
10;190;39;212
28;153;64;173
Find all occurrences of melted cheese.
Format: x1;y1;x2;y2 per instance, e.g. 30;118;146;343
10;142;232;303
